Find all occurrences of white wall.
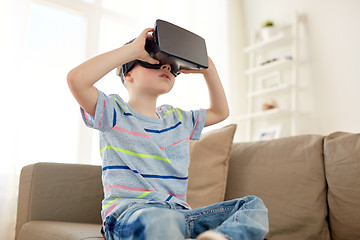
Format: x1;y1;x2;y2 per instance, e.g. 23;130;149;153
229;0;360;139
226;0;247;140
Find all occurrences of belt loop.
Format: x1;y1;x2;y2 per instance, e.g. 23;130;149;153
165;201;175;209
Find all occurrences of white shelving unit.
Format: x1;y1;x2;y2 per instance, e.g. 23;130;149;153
238;12;303;141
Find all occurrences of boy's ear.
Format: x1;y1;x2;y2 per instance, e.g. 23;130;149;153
123;72;134;83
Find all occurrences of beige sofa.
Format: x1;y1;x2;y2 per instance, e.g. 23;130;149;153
15;125;360;240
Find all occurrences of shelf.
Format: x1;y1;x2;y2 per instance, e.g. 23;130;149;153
243;33;293;53
247;84;294;97
245;58;293;75
238;12;303;142
237;108;292;121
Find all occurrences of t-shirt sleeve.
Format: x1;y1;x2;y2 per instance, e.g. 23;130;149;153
80;89;125;132
179;108;206;140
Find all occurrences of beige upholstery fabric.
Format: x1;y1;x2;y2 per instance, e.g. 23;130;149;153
224;135;330;240
18;221;103;240
324;132;360;240
19;131;360;240
187;124;237;209
16;163;103;239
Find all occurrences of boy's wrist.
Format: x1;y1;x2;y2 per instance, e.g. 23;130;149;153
202;66;219;82
120;43;138;63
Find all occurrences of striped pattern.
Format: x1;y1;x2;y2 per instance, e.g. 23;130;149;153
112;108;117;127
102;165;188;180
190;115;200;140
102;190;152;220
168;192;186;198
162;109;175;119
104;185;155;192
112;126;151;138
144;121;182;133
100;146;171;163
102;197;122;210
98;100;106;128
177;108;182;122
114;99;133;116
83;110;90;125
81;91;206;222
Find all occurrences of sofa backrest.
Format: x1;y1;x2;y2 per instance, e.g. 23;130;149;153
324;132;360;240
224;134;330;240
16;162;103;238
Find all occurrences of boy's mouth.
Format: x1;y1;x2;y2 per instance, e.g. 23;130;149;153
159;73;170;80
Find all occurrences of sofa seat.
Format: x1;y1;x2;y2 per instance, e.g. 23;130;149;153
17;221;103;240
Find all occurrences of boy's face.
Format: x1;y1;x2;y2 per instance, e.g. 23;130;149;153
125;63;175;96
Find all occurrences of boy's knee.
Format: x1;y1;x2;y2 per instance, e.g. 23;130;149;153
243;195;267;210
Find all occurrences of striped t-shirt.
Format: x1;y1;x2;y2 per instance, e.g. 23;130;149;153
81;89;206;221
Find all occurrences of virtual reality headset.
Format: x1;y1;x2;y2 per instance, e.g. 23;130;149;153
118;19;209;82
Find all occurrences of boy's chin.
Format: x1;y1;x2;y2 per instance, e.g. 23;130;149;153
155;85;174;94
158;89;172;95
144;86;173;96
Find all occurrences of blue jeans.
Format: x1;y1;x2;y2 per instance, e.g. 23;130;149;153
103;196;269;240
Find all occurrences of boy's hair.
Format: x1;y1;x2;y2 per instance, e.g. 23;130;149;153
116;39;136;84
116;59;165;84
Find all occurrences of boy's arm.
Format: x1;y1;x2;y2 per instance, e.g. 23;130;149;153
180;57;229;127
67;28;159;117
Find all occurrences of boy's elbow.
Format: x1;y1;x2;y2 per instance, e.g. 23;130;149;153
67;69;75;84
67;69;79;91
214;109;230;123
205;108;229;127
221;109;230;121
220;104;230;120
67;69;73;83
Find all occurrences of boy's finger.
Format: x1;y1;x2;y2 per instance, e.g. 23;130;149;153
151;58;160;64
180;69;200;74
145;56;160;64
141;28;154;36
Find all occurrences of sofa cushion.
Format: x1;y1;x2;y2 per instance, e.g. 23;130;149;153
324;132;360;240
187;124;237;209
224;135;330;240
17;221;103;240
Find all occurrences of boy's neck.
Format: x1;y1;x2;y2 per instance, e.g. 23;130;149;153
128;95;159;119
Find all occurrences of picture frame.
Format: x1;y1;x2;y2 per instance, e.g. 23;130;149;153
255;125;282;141
259;71;281;89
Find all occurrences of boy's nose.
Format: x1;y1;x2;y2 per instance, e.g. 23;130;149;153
161;64;171;71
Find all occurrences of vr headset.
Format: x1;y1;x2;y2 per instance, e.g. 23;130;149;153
119;19;208;82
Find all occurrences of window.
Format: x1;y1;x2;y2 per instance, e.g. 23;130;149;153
15;2;87;169
4;0;229;170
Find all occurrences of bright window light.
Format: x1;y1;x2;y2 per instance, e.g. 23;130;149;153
16;2;86;170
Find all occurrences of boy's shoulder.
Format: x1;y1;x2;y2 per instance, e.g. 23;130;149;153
108;93;123;102
156;104;174;112
157;104;187;121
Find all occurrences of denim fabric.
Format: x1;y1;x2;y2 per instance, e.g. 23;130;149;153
103;196;269;240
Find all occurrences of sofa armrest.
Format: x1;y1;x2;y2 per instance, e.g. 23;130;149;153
16;162;103;239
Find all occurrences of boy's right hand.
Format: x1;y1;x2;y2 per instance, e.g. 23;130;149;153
67;28;159;118
129;28;159;64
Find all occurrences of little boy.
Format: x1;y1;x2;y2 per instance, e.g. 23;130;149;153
67;28;268;240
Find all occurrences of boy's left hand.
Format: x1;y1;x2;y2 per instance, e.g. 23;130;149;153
179;56;229;127
179;57;215;76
